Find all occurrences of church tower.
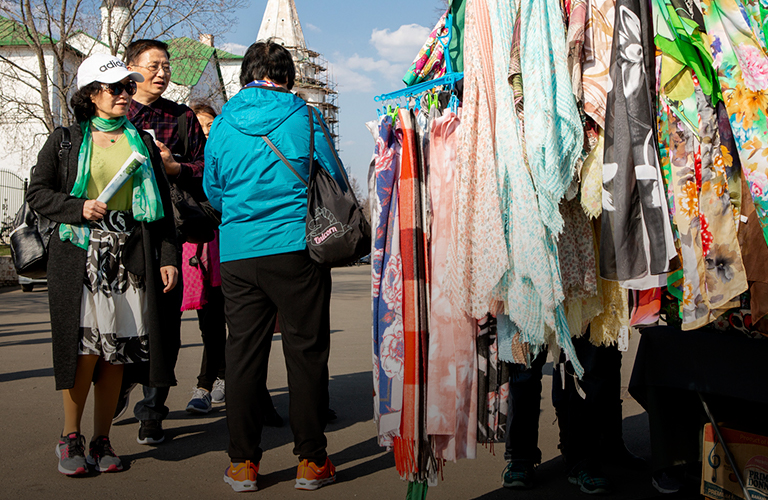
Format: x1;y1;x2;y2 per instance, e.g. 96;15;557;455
257;0;339;147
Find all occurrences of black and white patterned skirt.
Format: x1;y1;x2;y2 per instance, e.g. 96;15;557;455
79;211;149;364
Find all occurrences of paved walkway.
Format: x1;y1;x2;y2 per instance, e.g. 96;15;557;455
1;266;669;499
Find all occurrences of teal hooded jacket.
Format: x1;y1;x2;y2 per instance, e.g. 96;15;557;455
203;85;347;263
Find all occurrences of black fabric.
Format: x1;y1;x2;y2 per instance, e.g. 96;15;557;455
552;335;623;469
221;251;331;464
196;285;227;391
628;326;768;406
629;326;768;472
26;125;179;390
134;385;171;421
505;350;548;463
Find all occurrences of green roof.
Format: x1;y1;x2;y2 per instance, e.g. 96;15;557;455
0;15;56;46
215;48;243;60
167;37;216;86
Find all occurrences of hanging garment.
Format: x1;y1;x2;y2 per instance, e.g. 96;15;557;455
582;0;617;128
559;197;603;338
656;71;748;330
566;0;588;102
628;288;662;325
601;0;679;284
445;0;509;319
488;0;583;374
403;8;450;87
741;0;768;51
426;109;479;462
372;116;405;447
394;109;434;482
476;315;510;444
700;0;768;249
738;173;768;327
581;128;606;218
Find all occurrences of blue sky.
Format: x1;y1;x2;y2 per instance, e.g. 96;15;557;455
216;0;448;187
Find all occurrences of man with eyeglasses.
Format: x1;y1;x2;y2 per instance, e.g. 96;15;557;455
113;39;207;446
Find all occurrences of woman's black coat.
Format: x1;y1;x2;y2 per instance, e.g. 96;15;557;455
26;124;179;391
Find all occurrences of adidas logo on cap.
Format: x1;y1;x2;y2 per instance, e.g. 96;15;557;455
100;60;127;72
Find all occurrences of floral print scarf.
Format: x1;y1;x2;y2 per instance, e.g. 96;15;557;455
700;0;768;249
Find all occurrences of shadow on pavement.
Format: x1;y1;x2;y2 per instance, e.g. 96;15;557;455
254;437;394;491
0;366;54;382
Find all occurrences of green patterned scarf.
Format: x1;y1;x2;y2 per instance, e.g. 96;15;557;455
59;115;164;249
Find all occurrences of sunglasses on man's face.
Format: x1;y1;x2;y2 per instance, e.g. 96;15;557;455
100;80;137;96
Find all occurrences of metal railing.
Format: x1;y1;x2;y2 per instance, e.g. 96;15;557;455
0;169;25;245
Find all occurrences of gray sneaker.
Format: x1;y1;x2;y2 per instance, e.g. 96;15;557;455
55;432;88;475
186;387;212;414
86;436;123;472
211;378;225;404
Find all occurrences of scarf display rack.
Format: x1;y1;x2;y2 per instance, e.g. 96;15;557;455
367;0;768;497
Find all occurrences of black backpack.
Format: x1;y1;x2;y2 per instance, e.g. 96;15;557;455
262;106;370;267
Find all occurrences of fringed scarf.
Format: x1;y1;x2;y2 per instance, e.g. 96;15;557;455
491;0;584;375
393;108;436;482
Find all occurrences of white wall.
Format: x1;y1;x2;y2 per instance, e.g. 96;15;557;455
219;59;241;101
0;46;73;178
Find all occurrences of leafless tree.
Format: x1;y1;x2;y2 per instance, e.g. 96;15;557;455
0;0;245;137
349;174;371;226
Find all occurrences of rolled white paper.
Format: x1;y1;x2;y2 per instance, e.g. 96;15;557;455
96;151;147;203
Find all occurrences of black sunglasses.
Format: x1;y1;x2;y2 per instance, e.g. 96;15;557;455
100;80;137;96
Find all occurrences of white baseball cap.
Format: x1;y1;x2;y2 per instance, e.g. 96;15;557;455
76;53;144;89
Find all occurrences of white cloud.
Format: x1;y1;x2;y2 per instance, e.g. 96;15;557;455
370;24;430;63
218;43;248;56
328;59;376;93
305;23;321;33
328;54;409;93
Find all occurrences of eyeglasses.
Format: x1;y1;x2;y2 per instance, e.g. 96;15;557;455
100;80;137;96
134;63;172;75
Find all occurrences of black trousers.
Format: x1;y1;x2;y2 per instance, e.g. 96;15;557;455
196;285;227;391
504;335;625;467
221;251;332;464
505;350;548;463
552;335;623;469
122;279;183;422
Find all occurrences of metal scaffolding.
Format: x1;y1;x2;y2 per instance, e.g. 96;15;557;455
286;46;340;150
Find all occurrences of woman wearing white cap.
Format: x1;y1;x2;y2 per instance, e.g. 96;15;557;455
26;53;179;475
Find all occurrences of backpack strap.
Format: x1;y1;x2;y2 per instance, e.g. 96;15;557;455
58;126;72;190
260;105;315;188
307;107;353;192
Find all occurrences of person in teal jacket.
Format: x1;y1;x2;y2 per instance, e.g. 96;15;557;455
204;39;343;493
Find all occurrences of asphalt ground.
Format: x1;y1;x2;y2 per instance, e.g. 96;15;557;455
0;266;702;499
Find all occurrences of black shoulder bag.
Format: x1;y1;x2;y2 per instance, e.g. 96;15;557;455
169;107;221;244
10;127;71;278
262;106;371;267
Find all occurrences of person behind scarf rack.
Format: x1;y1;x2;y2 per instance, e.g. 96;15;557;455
26;53;178;476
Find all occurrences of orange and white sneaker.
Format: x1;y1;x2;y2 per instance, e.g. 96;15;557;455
224;460;259;492
295;457;336;490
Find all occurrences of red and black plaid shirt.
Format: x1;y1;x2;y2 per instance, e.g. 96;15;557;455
128;97;206;183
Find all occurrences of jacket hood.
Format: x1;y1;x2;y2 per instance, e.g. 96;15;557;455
221;86;306;136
